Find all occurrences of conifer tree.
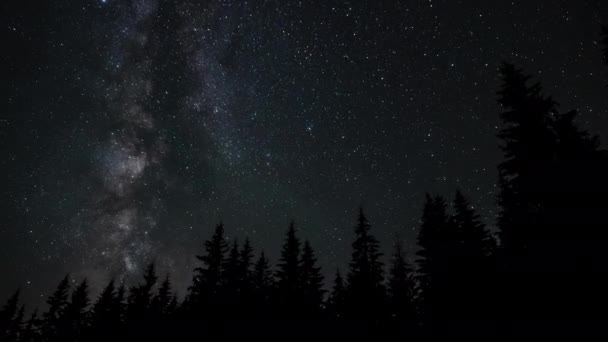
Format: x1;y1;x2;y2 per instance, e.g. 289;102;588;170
300;240;325;315
61;279;90;341
151;275;173;316
450;191;496;331
42;275;70;339
387;237;415;330
328;269;346;320
90;279;118;339
239;238;255;289
238;238;255;315
113;284;126;329
252;251;274;306
5;305;25;341
496;63;557;266
21;309;40;342
416;195;452;331
346;208;385;327
275;221;302;316
189;223;228;309
126;264;157;336
223;239;241;297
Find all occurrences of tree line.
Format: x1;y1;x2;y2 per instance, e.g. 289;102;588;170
2;26;608;339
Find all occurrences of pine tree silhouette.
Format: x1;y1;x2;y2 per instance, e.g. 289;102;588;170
20;309;40;342
497;63;557;259
387;236;415;335
275;221;302;320
416;194;452;333
189;222;228;312
450;191;496;333
4;304;24;342
41;275;70;340
151;275;173;316
494;64;560;332
300;240;325;317
251;251;274;331
60;279;90;341
149;275;174;336
186;223;229;336
113;284;126;332
223;239;241;295
126;263;157;337
346;208;385;332
221;238;242;324
89;279;120;340
239;238;255;291
252;251;274;303
237;238;255;319
495;63;608;333
550;104;608;331
328;269;346;320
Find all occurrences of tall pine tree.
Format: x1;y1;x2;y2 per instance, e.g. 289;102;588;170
90;279;121;340
387;236;415;334
252;251;274;322
328;270;346;320
416;194;453;333
42;275;70;340
346;208;385;329
126;263;157;336
300;240;325;316
275;221;302;318
61;279;90;341
450;191;496;332
189;223;228;311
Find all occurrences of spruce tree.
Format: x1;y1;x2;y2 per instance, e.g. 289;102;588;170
450;191;496;332
42;275;70;339
416;194;452;331
126;263;157;336
238;238;255;315
189;223;228;309
62;279;90;341
494;63;608;332
21;309;40;342
223;239;241;297
239;238;254;290
328;269;346;320
112;284;126;330
387;236;415;331
252;251;274;306
496;63;557;266
275;221;302;316
90;279;118;339
300;240;325;316
346;208;385;328
150;275;174;336
151;275;173;316
6;305;25;341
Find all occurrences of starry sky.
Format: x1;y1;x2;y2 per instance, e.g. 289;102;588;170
2;0;607;306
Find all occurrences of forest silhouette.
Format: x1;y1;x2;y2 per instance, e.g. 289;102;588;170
2;26;608;339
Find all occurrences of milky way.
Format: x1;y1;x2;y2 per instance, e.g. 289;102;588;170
2;0;608;306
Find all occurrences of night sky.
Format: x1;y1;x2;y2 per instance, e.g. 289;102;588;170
2;0;607;306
